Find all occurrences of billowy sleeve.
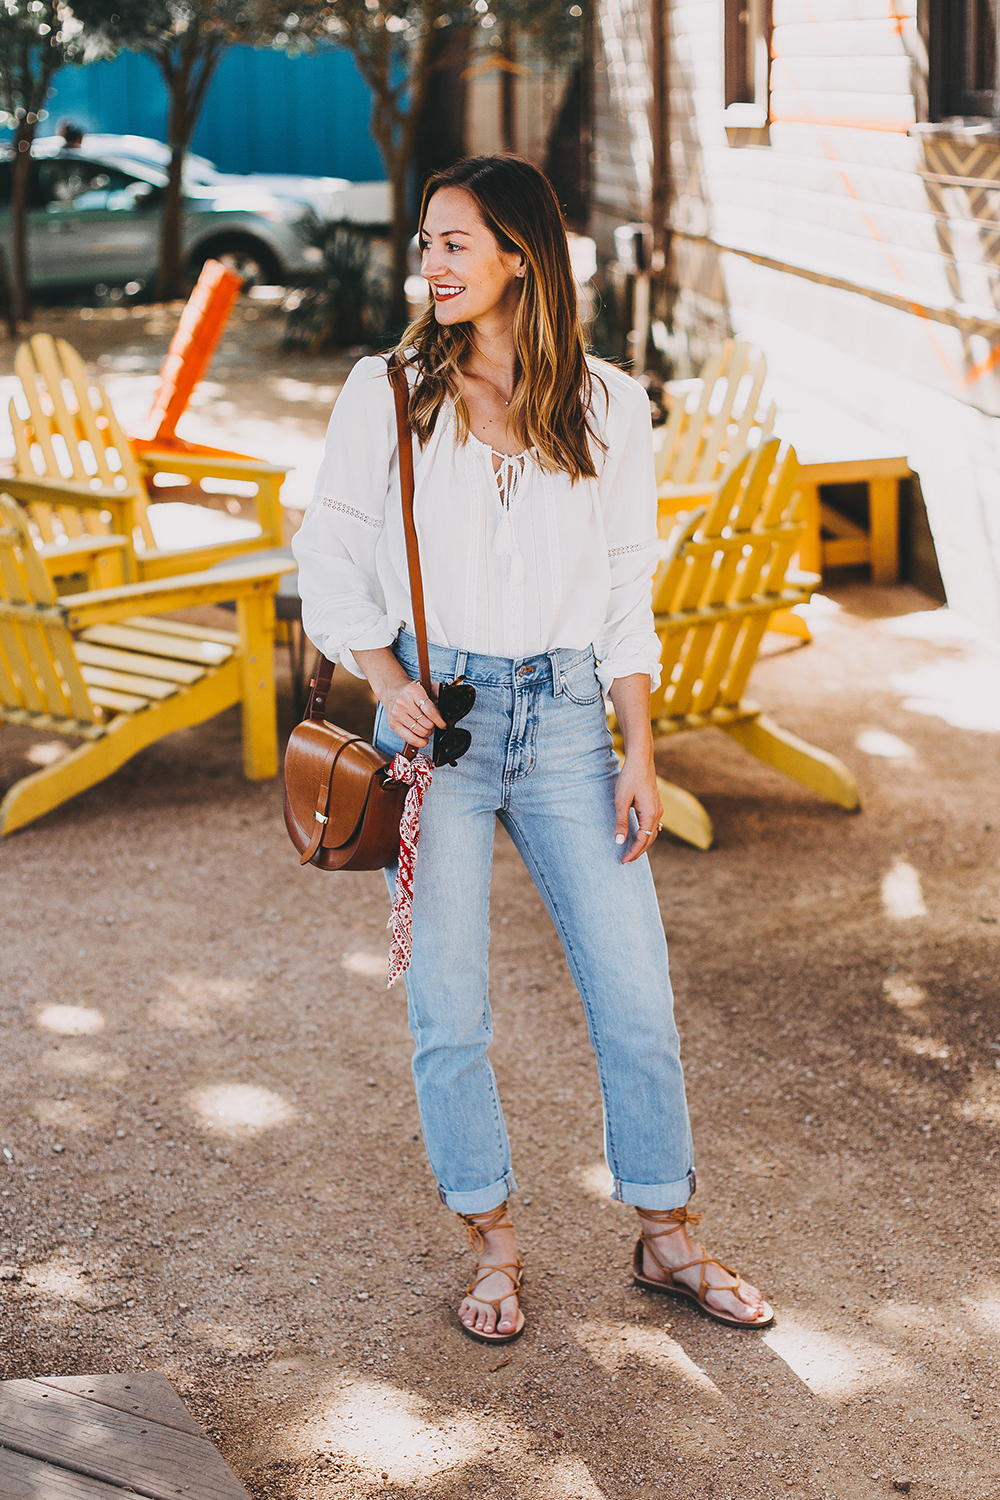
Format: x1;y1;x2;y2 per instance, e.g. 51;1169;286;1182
291;357;404;677
591;366;662;692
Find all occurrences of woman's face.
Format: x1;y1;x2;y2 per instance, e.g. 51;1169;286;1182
420;186;525;327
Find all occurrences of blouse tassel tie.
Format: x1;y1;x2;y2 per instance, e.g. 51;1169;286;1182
386;751;434;987
491;452;526;587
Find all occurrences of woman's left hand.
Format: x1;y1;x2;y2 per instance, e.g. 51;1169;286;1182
614;751;662;864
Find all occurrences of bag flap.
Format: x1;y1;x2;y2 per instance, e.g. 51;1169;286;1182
284;721;391;853
323;737;391;848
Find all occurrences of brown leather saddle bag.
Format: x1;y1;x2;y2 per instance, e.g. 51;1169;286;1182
282;660;410;870
282;356;431;872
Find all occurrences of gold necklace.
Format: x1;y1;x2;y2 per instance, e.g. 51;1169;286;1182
469;349;515;407
477;372;513;407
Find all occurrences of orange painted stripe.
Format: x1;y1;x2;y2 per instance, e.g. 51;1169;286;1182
770;114;914;133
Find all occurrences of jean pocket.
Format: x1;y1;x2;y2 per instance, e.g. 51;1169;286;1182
561;660;603;705
373;702;400;756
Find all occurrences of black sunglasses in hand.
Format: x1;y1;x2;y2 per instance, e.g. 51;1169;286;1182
432;677;476;767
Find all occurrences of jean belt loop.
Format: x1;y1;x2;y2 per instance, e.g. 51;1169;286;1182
453;650;468;683
548;649;563;698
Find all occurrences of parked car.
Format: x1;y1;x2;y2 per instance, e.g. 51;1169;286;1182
71;134;392;226
0;138;325;293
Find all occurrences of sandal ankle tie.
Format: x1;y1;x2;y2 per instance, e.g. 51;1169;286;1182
636;1204;702;1239
457;1201;514;1252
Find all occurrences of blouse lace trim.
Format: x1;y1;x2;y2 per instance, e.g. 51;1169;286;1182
609;538;657;558
322;497;383;529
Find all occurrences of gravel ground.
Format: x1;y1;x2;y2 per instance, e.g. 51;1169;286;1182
1;306;998;1500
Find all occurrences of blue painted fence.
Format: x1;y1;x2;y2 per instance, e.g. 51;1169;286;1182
36;45;384;182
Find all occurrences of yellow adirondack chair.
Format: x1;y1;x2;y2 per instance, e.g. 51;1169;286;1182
655;340;808;645
655;339;776;517
8;333;288;590
617;438;860;850
0;491;294;836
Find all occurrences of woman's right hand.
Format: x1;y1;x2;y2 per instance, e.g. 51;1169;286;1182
382;677;447;750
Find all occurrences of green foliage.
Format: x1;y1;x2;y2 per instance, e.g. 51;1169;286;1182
0;1;104;127
327;0;581;155
283;222;389;353
324;0;583;319
80;1;330;59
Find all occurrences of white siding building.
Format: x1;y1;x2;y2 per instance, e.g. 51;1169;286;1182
593;0;1000;635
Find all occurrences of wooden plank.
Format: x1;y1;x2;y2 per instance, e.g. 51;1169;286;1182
823;536;871;566
74;642;206;684
29;334;94;485
773;18;919;57
120;616;240;647
61;563;291;630
78;665;177;701
0;1376;251;1500
798;456;910;481
819;504;867;539
86;686;150;713
14;342;61;480
35;1374;204;1438
868;475;900;583
0;1445;129;1499
77;625;232;666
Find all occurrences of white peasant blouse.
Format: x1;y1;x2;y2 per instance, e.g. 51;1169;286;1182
292;354;662;691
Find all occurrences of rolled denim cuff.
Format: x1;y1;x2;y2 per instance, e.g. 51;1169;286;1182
611;1167;696;1209
437;1171;518;1215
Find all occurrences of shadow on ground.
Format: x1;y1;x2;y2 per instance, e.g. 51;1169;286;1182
0;303;997;1500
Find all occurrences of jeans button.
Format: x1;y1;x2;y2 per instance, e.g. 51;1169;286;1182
518;664;534;676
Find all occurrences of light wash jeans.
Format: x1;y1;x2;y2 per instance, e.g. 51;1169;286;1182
374;631;695;1216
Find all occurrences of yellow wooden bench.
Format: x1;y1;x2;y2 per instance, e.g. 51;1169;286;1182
0;491;294;836
793;455;909;585
619;438;860;850
658;349;910;587
8;333;289;590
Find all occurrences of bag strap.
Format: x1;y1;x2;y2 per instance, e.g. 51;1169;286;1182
306;653;334;723
388;355;431;696
304;354;431;734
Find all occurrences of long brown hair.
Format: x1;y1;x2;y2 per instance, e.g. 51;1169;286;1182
396;155;601;482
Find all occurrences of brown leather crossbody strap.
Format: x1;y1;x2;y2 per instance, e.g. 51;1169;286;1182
306;653;335;723
388;356;431;697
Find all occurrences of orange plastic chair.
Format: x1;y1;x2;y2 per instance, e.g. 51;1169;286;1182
129;258;288;527
139;257;244;444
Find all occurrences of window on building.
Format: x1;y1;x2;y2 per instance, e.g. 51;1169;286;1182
724;0;771;118
932;0;1000;117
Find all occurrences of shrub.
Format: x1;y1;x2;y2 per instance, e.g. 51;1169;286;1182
283;222;388;353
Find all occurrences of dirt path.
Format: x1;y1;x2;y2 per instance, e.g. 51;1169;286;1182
1;308;998;1500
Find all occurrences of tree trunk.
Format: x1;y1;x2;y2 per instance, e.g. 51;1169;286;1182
414;25;470;196
360;16;442;328
388;152;410;328
156;136;188;302
0;242;14;341
155;32;222;302
543;65;589;230
500;23;517;152
9;126;37;332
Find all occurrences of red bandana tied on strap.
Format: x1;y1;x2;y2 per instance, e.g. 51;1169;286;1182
386;751;434;987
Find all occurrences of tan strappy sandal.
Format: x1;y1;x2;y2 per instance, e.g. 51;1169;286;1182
632;1205;774;1329
456;1202;525;1345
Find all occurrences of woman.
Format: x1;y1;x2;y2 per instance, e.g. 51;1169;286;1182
293;155;772;1343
